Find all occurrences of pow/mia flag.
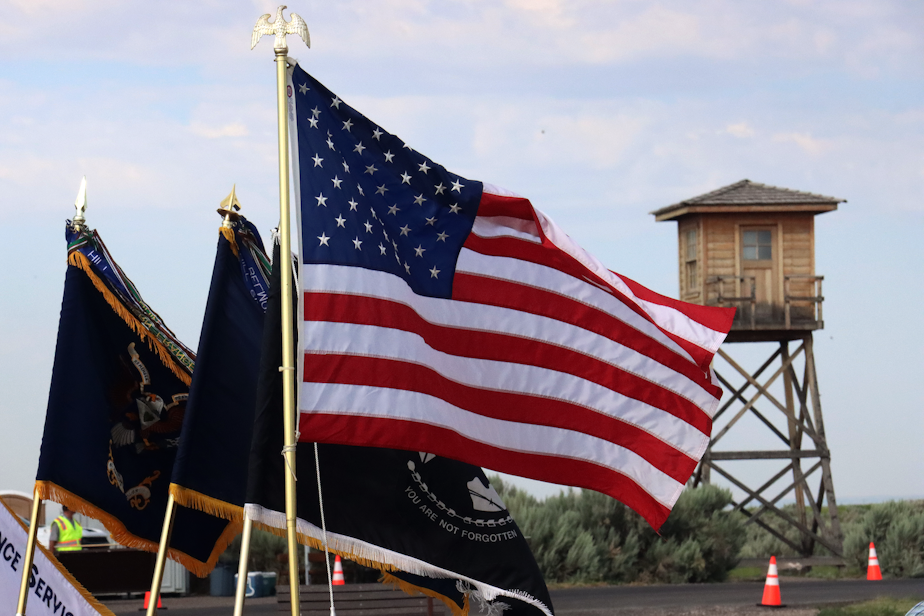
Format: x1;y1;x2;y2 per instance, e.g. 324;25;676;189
245;242;553;616
35;222;229;575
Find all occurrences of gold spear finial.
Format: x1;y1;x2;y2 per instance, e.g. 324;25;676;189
218;184;243;228
73;176;88;231
251;5;310;55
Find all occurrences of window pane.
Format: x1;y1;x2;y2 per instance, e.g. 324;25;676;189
758;245;772;260
686;230;697;260
743;230;758;246
743;246;757;260
758;230;772;245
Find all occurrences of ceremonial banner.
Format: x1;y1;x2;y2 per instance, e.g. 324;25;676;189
169;214;270;541
0;499;115;616
285;62;736;530
246;243;553;616
35;224;230;575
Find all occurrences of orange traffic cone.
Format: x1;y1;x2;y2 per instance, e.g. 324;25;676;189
332;555;345;585
867;542;882;580
759;556;783;608
140;591;164;610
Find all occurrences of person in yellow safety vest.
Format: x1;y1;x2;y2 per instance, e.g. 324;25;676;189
49;505;82;551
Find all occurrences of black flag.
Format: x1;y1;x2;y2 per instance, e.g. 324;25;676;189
36;222;229;574
246;241;553;616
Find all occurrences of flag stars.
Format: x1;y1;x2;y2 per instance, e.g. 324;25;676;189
399;225;411;236
307;116;319;129
357;184;365;196
363;220;373;233
316;193;328;207
414;245;425;257
352;237;363;250
414;194;426;206
372;127;383;141
326;137;335;150
425;217;437;226
318;232;330;246
400;172;412;185
354;143;366;155
342;160;350;173
342;118;354;131
376;184;388;195
448;203;461;214
331;176;343;189
298;83;309;94
436;231;449;242
383;150;395;163
404;262;411;274
348;198;359;211
418;161;431;174
331;96;342;109
365;164;378;175
334;215;346;228
451;179;464;193
312;154;323;167
378;243;387;255
387;204;400;216
311;106;321;118
434;183;446;195
429;266;440;279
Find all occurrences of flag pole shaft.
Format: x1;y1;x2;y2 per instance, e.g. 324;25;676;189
233;514;255;616
274;49;302;616
146;493;177;616
15;491;42;616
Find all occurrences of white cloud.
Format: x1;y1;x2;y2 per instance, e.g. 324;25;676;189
189;122;249;139
772;131;832;155
723;122;756;138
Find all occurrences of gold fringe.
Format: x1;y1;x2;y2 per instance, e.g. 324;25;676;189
381;571;469;616
169;484;244;523
220;226;240;257
4;499;118;616
36;481;240;578
66;252;192;386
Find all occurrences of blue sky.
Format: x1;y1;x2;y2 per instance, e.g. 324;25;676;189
0;1;921;505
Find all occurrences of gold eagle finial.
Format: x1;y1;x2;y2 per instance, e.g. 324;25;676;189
252;5;310;54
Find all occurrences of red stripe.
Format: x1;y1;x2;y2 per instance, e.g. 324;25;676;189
476;192;540;222
305;292;713;434
302;353;700;482
450;273;722;401
298;413;673;530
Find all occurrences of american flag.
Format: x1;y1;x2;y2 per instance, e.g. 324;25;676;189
287;63;735;529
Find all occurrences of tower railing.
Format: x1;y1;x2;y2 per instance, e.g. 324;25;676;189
706;275;824;330
706;275;756;329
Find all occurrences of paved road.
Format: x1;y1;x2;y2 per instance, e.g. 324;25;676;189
103;578;924;616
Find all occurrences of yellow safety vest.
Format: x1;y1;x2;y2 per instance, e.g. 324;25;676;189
53;516;82;551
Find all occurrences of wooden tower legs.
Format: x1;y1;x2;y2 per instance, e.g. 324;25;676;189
694;333;843;558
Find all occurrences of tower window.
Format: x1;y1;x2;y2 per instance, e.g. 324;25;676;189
743;230;772;260
685;229;698;291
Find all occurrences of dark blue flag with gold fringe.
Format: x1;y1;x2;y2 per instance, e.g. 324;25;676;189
35;220;231;576
169;208;270;543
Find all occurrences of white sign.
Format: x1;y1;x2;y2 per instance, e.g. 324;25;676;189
0;499;113;616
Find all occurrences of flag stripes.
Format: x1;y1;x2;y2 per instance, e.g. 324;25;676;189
298;189;732;528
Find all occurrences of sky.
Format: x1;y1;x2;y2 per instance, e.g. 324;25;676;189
0;1;921;509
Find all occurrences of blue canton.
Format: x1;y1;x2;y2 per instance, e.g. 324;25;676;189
291;63;482;299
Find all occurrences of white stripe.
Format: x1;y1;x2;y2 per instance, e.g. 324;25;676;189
302;263;719;412
303;320;710;454
532;207;729;353
472;216;541;243
300;382;686;508
244;503;553;616
456;248;695;362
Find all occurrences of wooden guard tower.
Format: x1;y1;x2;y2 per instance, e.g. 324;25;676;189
652;179;845;559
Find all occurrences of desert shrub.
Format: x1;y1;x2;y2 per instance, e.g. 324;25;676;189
843;501;924;578
494;479;744;584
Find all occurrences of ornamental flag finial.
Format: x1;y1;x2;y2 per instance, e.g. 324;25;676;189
251;5;310;55
73;175;88;231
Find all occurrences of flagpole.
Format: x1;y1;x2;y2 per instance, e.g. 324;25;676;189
252;7;310;616
232;514;254;616
145;493;177;616
14;490;43;616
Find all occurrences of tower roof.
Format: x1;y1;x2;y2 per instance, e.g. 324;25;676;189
651;179;844;221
